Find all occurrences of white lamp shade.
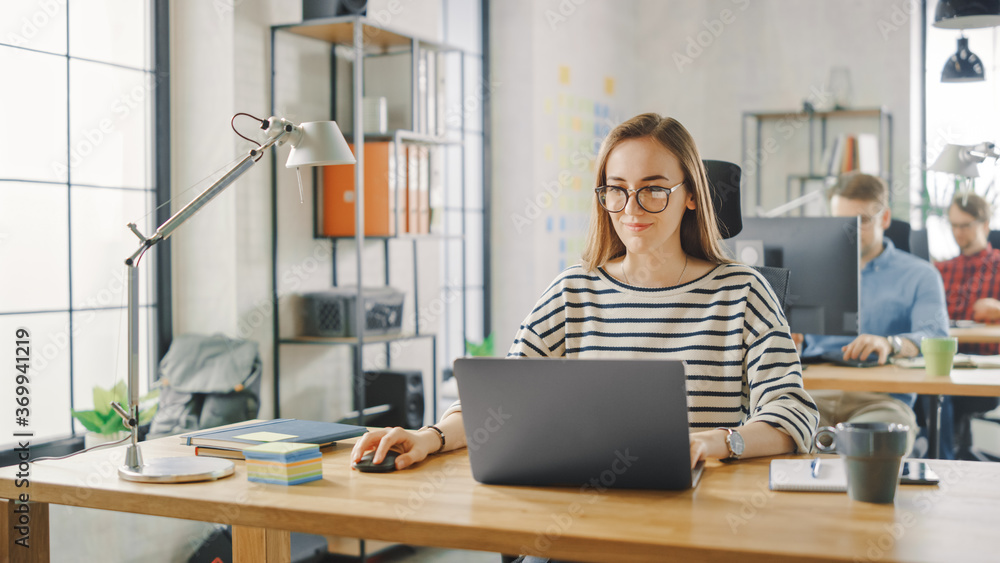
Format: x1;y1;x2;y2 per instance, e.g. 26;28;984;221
930;144;981;178
285;121;356;167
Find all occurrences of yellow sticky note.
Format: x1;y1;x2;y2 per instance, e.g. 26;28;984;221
571;117;581;131
236;431;298;442
559;155;569;169
572;176;582;190
544;144;553;161
544;98;553;114
558;134;568;148
605;77;615;96
559;65;571;85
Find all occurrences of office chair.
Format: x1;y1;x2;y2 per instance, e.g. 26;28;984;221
703;159;790;311
909;229;930;260
988;230;1000;250
884;219;911;253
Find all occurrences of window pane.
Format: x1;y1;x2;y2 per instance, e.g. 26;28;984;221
69;59;151;188
464;133;483;209
0;47;67;183
444;0;481;54
465;211;484;287
0;312;73;447
0;181;69;311
0;1;68;55
69;0;150;69
71;186;155;307
464;287;485;344
444;145;463;209
71;307;154;432
463;54;484;133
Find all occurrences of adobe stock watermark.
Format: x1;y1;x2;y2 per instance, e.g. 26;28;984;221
444;76;501;130
394;405;512;521
727;471;788;533
544;0;588;30
852;462;965;562
877;0;920;41
4;0;65;48
50;71;165;180
518;448;639;556
673;0;751;73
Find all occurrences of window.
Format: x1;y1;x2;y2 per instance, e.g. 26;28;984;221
923;4;1000;260
0;0;162;448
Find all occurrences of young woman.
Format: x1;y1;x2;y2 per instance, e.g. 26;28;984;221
352;113;818;471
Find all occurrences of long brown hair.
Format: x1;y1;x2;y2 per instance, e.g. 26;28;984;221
581;113;732;271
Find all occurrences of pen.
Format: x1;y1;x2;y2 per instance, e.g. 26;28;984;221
811;457;822;478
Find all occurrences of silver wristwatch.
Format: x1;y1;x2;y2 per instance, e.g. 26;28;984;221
888;335;903;357
717;427;745;460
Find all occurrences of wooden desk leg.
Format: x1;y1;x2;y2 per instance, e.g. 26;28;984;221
232;525;290;563
1;499;50;563
927;395;942;460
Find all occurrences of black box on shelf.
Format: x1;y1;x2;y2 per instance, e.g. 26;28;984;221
302;286;405;337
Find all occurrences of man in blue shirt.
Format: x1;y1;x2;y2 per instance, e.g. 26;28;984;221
798;173;949;454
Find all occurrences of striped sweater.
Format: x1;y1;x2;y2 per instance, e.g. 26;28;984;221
495;262;819;453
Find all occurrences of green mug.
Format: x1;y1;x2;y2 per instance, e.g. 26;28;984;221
921;337;959;377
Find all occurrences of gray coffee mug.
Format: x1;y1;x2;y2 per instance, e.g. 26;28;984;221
813;422;910;503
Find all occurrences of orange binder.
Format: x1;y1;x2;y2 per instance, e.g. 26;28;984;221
322;142;394;237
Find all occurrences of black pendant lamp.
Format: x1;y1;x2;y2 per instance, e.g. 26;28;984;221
942;36;986;82
934;0;1000;29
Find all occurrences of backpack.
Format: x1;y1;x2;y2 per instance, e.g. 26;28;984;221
148;333;261;438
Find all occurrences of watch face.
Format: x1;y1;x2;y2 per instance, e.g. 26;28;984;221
729;431;745;456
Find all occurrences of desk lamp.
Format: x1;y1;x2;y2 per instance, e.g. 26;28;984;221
930;142;999;178
114;116;355;483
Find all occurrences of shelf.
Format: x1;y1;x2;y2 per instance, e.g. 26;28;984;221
276;16;467;53
280;333;435;346
745;107;889;120
317;233;466;241
336;131;463;145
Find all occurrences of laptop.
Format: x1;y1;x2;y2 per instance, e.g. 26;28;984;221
453;357;704;490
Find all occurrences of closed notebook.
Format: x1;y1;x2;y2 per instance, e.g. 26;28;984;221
769;458;847;492
180;419;366;449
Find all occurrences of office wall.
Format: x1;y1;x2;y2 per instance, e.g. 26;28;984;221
633;0;914;217
489;0;917;345
489;0;640;351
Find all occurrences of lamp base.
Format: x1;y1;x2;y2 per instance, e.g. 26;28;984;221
118;456;235;483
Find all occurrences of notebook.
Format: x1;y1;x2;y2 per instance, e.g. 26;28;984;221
180;419;366;450
453;357;704;491
769;458;847;492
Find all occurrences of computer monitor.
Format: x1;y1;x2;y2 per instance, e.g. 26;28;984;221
728;217;860;336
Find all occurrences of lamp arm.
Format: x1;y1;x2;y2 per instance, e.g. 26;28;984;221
115;122;291;469
969;142;999;162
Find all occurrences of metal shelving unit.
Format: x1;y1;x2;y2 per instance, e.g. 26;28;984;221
269;16;480;425
742;107;894;213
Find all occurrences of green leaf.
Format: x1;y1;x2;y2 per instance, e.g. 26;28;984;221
465;332;495;357
71;410;108;433
98;416;127;434
92;386;115;417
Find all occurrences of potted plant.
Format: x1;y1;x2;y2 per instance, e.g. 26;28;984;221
72;382;159;448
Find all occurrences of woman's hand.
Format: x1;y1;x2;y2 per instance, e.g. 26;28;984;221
351;427;439;471
689;429;728;468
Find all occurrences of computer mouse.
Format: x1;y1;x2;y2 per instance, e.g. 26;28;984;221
352;450;400;473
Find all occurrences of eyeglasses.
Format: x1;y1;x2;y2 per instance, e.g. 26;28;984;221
949;220;983;231
595;182;683;214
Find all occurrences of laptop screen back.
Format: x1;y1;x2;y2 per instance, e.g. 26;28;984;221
454;357;695;490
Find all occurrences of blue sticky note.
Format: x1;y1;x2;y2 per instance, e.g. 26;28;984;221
546;216;553;232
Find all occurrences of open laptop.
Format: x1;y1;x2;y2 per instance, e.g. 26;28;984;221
453;357;704;490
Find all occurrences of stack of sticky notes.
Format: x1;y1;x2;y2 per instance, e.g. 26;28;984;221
243;442;323;485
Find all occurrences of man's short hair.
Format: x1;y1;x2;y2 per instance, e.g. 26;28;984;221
828;172;889;208
951;191;992;223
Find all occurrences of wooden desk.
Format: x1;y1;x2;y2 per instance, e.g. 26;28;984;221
803;363;1000;458
3;436;1000;563
950;323;1000;344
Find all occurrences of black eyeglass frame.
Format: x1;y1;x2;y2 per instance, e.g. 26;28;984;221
594;182;684;213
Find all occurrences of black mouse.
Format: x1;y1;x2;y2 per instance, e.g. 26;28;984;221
353;450;400;473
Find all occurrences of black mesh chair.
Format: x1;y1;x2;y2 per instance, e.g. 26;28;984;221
884;219;911;253
704;160;791;310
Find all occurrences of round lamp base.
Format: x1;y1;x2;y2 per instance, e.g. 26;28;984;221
118;456;235;483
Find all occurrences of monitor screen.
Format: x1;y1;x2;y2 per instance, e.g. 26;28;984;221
727;217;860;336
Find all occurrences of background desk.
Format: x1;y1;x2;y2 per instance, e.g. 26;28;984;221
3;435;1000;562
802;363;1000;458
950;323;1000;344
